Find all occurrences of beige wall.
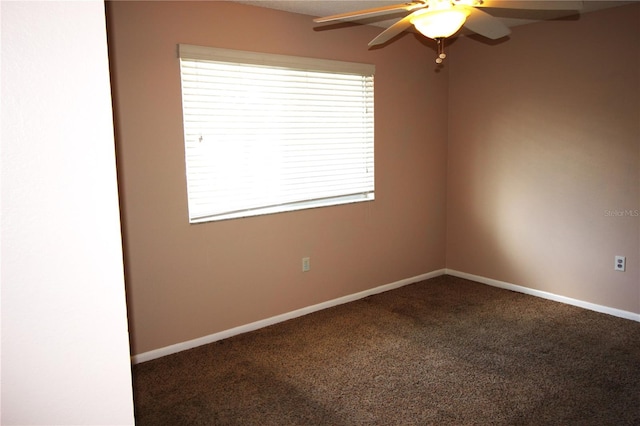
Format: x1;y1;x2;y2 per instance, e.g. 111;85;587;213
107;1;448;355
447;4;639;313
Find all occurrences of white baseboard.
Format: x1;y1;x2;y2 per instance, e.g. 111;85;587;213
132;268;639;364
446;269;640;323
132;269;446;364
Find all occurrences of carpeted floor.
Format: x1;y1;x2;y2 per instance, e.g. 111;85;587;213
132;275;640;425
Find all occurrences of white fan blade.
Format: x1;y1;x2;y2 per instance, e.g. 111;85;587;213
314;1;426;23
476;1;583;11
463;7;511;39
368;11;418;46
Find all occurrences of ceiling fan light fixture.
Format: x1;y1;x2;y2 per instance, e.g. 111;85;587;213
410;8;470;39
453;0;483;6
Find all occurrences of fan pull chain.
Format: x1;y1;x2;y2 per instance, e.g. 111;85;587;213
435;38;447;64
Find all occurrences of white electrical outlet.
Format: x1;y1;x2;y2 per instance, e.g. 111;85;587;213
302;257;310;272
614;255;626;272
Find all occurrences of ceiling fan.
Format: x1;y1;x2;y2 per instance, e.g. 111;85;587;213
313;0;583;63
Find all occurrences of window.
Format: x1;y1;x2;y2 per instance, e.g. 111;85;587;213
178;44;375;223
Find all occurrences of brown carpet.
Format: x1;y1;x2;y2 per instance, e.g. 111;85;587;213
132;275;640;425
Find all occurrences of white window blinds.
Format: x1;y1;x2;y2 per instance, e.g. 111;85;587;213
178;44;375;223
